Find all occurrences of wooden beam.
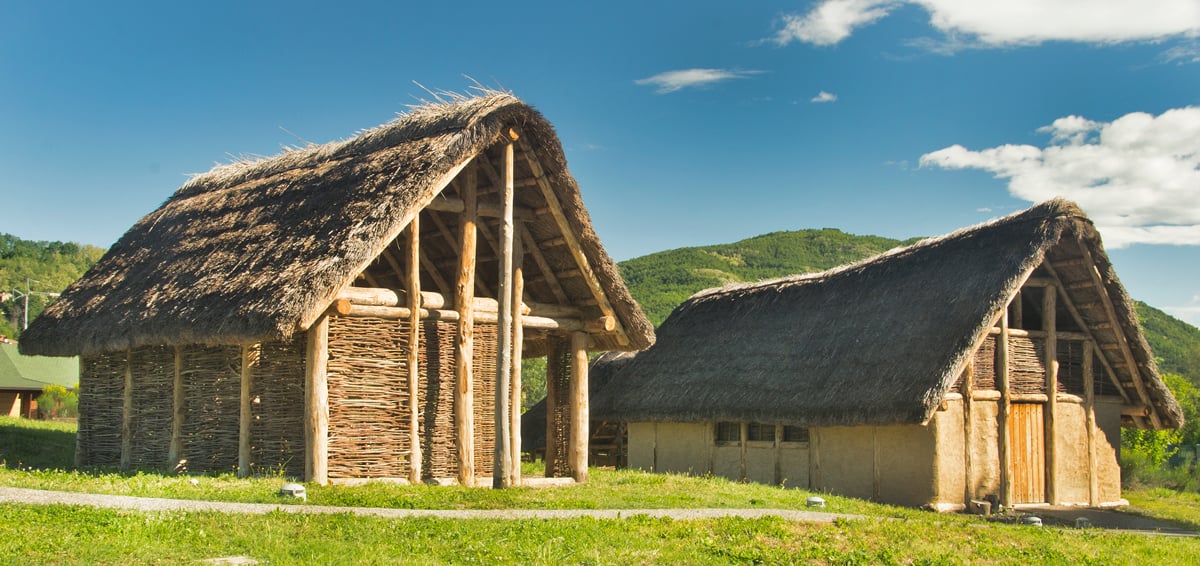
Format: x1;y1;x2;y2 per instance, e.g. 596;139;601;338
305;314;330;484
338;286;562;317
962;361;974;506
544;339;561;477
341;303;591;332
407;221;422;484
426;196;534;220
168;347;184;469
1070;227;1160;428
517;136;629;346
454;164;478;487
519;223;570;305
1043;284;1058;504
418;253;453;298
238;344;256;478
510;230;525;486
494;141;516;489
1084;341;1097;506
1052;257;1088;268
997;311;1012;508
380;247;407;288
569;331;590;483
120;349;132;471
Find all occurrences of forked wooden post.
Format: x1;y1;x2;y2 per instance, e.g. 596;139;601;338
455;166;478;487
494;140;516;489
569;331;590;483
1043;286;1058;504
305;314;330;484
407;219;423;484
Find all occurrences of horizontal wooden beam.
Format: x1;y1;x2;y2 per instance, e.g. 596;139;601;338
426;197;533;220
340;303;604;333
337;287;580;318
987;327;1090;341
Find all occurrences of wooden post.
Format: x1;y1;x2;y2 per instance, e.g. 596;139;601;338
774;423;784;486
998;311;1012;508
238;344;255;478
407;220;423;484
75;357;86;468
544;340;560;477
1043;287;1058;504
1084;341;1098;506
962;361;974;505
568;331;590;483
120;349;132;471
455;166;478;487
739;422;748;482
168;347;184;469
305;314;330;484
494;141;516;489
509;231;525;485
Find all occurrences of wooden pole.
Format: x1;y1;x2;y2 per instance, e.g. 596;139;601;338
1043;287;1058;504
739;422;748;482
1084;341;1098;506
305;314;330;484
962;361;974;505
510;231;525;485
168;347;184;469
544;340;560;477
120;349;132;471
997;311;1012;508
407;219;422;484
238;344;255;478
75;357;86;468
568;331;590;483
494;141;516;489
455;165;478;487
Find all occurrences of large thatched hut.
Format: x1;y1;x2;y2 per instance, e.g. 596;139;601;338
20;93;653;486
592;200;1180;509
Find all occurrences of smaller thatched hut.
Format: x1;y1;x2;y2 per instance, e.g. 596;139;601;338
21;92;653;486
592;199;1181;509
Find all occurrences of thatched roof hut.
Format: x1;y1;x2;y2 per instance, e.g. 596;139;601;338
21;93;652;357
593;199;1180;430
20;92;653;486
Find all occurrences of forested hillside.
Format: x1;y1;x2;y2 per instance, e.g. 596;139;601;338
0;234;105;339
1137;302;1200;385
618;229;921;326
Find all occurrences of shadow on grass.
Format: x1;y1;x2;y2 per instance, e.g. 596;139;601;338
0;423;75;470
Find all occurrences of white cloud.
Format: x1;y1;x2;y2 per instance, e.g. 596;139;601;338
1162;41;1200;64
773;0;897;46
919;107;1200;248
774;0;1200;48
811;91;838;103
634;69;761;94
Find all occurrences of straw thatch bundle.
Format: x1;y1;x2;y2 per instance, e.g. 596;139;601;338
592;199;1182;430
20;92;652;357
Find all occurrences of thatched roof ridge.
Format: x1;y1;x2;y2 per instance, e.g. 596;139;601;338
592;199;1181;430
22;93;652;356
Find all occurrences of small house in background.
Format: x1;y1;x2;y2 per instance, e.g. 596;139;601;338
592;199;1181;509
20;93;653;485
0;342;78;418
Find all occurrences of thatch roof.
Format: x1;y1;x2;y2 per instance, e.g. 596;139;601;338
520;351;636;452
592;199;1182;430
21;93;653;357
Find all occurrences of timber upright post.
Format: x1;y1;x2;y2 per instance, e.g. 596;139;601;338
997;311;1012;508
305;314;330;484
407;219;422;484
494;138;516;488
455;166;478;487
509;231;525;485
1043;286;1058;504
569;331;590;483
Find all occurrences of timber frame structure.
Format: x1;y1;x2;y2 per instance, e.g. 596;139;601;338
593;200;1181;509
21;93;654;486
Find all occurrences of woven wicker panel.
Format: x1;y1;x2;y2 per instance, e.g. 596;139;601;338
1009;336;1047;395
77;353;125;467
472;323;498;476
326;316;412;479
546;338;572;478
250;337;306;478
179;345;241;474
1055;339;1086;395
971;336;997;391
420;320;457;478
127;346;174;469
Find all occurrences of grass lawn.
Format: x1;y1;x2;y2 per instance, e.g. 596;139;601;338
3;417;1199;564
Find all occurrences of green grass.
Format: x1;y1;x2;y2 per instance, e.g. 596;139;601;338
3;416;1200;564
0;416;74;469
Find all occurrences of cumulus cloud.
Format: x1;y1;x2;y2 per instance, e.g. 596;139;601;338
634;69;762;94
811;91;838;103
773;0;1200;48
919;107;1200;248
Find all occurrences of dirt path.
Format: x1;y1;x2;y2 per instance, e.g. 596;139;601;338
0;486;861;522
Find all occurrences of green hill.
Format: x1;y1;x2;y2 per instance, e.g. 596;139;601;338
618;229;920;326
0;234;105;339
1137;301;1200;385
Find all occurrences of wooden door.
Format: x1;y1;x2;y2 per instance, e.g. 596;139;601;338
1008;403;1045;504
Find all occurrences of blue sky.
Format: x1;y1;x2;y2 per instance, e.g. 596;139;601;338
3;1;1199;325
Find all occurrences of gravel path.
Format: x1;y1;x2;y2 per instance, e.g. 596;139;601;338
0;486;862;522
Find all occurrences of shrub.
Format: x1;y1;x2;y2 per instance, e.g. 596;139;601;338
36;384;78;419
